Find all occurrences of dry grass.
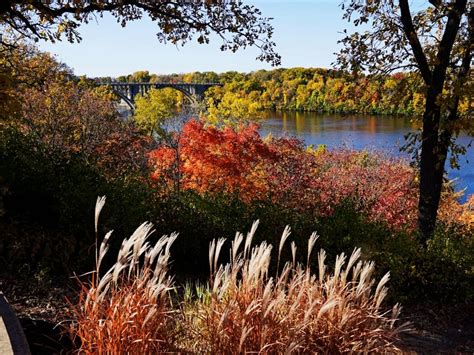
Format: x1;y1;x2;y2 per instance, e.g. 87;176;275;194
180;221;410;353
70;197;409;353
69;197;178;353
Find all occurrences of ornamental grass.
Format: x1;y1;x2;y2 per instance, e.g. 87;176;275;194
179;220;410;353
69;197;177;353
69;197;409;353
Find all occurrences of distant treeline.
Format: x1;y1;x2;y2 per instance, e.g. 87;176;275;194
95;68;470;116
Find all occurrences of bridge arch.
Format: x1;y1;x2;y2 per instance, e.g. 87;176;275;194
113;90;136;111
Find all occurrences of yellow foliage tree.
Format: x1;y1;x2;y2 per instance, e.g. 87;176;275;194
206;89;263;127
133;88;182;136
0;42;71;123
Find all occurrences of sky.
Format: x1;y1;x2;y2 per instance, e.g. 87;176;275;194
38;0;354;77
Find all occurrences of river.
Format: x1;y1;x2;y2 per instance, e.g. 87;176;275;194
259;111;473;201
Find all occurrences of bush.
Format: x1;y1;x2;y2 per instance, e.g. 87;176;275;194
0;127;156;277
149;120;426;232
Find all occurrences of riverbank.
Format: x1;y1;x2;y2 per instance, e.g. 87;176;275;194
2;66;472;351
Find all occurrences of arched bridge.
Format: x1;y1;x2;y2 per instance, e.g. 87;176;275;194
98;82;222;110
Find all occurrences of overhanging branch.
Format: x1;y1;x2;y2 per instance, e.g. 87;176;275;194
399;0;432;85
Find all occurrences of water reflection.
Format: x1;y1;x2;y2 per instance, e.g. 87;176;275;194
260;111;473;200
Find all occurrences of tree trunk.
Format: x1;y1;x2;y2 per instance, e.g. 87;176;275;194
400;0;469;242
418;131;447;240
417;92;449;242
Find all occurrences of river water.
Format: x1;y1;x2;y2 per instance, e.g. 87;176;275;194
259;111;473;201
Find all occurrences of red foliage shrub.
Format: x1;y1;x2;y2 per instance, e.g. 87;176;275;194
149;119;468;232
265;137;320;208
309;150;418;229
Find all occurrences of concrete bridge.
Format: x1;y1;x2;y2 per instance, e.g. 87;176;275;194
98;82;222;110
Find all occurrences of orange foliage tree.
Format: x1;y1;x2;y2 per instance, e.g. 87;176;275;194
149;119;276;200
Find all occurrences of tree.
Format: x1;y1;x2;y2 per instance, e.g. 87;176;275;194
130;71;151;83
21;80;115;156
337;0;472;241
133;88;182;136
0;0;280;65
149;119;276;199
0;43;72;121
5;46;154;179
206;87;264;126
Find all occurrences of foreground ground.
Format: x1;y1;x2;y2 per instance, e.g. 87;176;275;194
1;277;473;354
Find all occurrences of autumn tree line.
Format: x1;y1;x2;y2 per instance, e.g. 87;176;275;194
97;68;471;120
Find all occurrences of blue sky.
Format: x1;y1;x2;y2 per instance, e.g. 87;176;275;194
39;0;353;77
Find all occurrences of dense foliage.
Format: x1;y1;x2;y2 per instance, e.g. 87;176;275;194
205;69;428;116
1;46;472;307
149;119;472;233
0;46;155;280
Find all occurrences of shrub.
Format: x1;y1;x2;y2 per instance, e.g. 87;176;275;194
149;119;276;200
149;120;429;232
150;119;473;235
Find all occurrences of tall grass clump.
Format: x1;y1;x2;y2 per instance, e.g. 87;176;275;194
180;221;410;353
70;197;409;353
69;197;177;353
